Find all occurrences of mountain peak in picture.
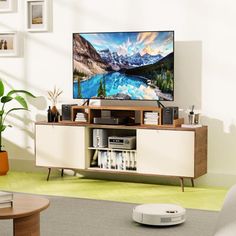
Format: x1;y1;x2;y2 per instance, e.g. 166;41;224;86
73;31;174;101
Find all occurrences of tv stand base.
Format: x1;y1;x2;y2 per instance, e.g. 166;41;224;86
46;166;194;192
179;177;195;192
46;167;64;181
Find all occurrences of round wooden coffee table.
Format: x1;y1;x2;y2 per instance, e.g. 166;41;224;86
0;194;49;236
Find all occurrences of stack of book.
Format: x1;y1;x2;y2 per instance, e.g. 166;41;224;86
143;112;159;125
97;150;137;171
75;112;87;122
0;191;13;209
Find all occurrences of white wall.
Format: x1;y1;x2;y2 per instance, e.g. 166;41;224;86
0;0;236;187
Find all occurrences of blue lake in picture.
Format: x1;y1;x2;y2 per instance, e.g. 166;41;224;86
73;72;158;99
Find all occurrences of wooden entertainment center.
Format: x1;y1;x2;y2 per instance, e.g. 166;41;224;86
35;105;207;192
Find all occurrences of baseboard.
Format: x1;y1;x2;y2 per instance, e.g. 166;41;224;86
9;159;235;188
195;173;236;188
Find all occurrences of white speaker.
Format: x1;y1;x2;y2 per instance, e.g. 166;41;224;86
93;129;108;148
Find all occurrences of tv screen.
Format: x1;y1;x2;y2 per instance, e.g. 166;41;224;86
73;31;174;101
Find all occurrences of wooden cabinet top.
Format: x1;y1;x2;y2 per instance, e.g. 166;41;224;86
35;121;207;132
71;105;162;111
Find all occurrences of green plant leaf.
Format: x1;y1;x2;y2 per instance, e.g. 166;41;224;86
1;96;13;103
0;125;6;132
0;110;4;116
7;90;36;98
14;96;28;109
0;80;4;97
0;124;12;133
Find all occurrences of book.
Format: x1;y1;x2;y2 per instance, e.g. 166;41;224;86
0;191;13;202
0;201;13;209
144;122;158;125
144;117;158;121
144;113;159;118
75;118;87;122
144;119;159;125
144;112;158;116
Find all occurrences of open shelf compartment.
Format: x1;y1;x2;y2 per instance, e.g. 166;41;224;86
87;127;137;172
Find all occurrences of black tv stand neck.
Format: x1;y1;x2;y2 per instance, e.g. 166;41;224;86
157;101;165;108
82;99;90;106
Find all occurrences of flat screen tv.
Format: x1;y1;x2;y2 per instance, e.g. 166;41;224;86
73;31;174;101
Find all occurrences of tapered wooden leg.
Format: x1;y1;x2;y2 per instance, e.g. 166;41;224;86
191;178;194;187
14;213;40;236
179;177;184;192
61;168;64;177
74;170;77;176
46;168;51;181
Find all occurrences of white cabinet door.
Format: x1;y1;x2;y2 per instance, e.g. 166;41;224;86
137;129;194;177
35;125;86;169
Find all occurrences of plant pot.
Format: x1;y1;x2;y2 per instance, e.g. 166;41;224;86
0;151;9;175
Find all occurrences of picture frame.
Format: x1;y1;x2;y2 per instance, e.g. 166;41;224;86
0;31;18;57
0;0;15;12
26;0;49;32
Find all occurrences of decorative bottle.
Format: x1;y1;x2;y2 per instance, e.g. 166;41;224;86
51;105;59;122
47;106;53;122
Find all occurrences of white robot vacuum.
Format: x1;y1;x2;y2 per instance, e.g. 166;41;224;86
132;203;186;226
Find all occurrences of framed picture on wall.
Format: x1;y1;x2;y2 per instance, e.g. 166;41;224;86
26;0;49;31
0;0;16;12
0;32;18;57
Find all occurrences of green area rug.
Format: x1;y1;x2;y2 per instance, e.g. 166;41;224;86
0;171;227;211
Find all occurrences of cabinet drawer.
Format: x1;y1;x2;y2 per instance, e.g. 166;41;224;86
137;129;194;177
35;125;86;169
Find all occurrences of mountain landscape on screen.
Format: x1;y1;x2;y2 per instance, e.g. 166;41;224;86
73;31;174;100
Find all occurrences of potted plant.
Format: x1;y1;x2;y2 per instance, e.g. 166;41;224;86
0;79;36;175
47;86;62;122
